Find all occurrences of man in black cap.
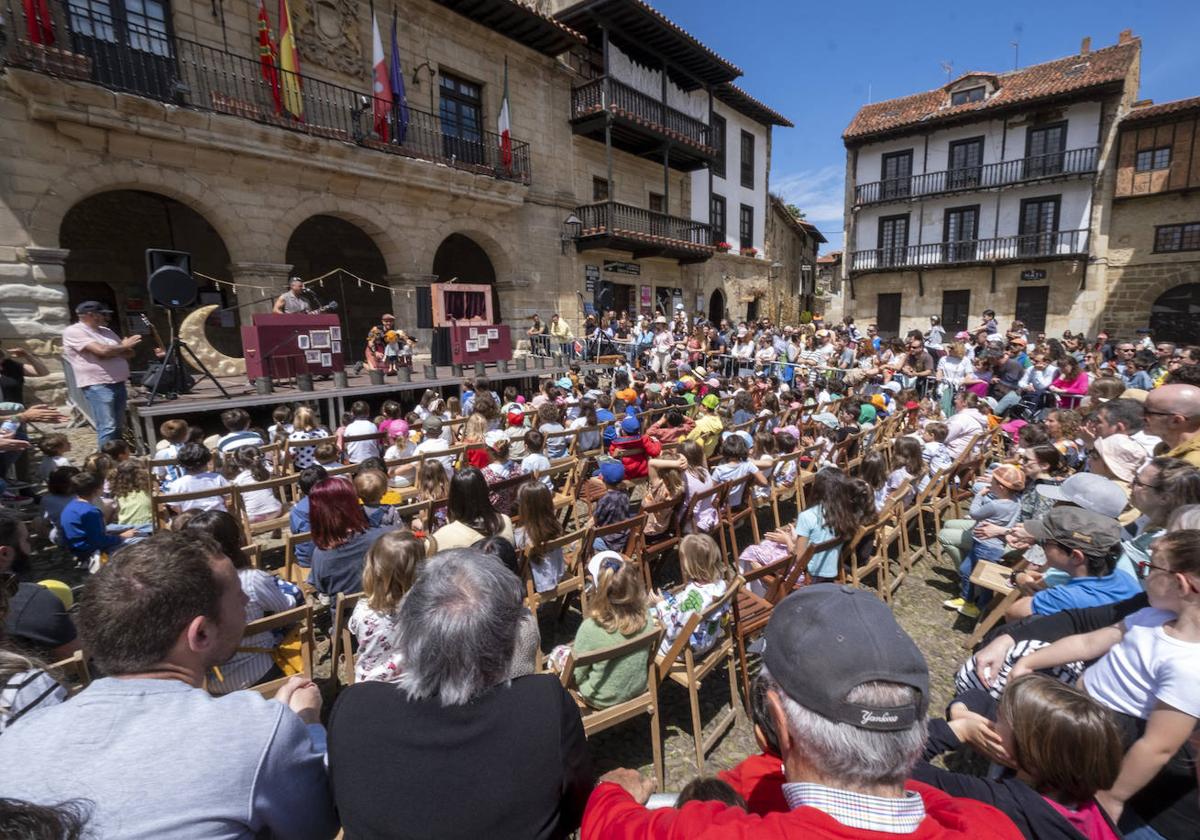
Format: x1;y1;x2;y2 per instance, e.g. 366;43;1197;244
580;585;1022;839
62;300;141;447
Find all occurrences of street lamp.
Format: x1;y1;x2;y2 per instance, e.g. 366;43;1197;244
560;213;583;254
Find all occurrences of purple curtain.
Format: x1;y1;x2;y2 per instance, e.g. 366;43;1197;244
445;290;487;320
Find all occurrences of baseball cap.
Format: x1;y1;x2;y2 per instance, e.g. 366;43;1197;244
881;381;901;393
812;412;839;429
764;585;929;731
484;430;508;449
701;394;720;410
1009;336;1027;346
1094;434;1147;483
645;383;662;394
75;300;113;315
598;459;626;485
555;377;572;389
381;313;395;321
990;463;1026;491
675;303;685;311
1024;507;1123;557
1036;473;1128;519
620;416;640;434
507;411;525;427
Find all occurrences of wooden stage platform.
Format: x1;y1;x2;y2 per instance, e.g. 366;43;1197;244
128;359;575;448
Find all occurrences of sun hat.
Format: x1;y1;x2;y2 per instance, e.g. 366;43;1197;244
870;394;887;410
555;377;572;389
764;584;929;731
881;381;901;393
990;463;1026;491
484;430;508;449
705;378;721;389
701;394;720;410
1121;388;1149;404
654;315;668;325
1024;507;1123;558
598;459;626;485
1036;473;1128;519
812;412;839;429
587;550;625;583
1094;433;1148;483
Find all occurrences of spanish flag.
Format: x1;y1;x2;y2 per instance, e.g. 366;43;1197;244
277;0;304;119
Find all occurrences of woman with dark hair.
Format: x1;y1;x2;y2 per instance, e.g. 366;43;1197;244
309;477;392;597
180;509;299;693
1049;355;1091;410
429;467;514;552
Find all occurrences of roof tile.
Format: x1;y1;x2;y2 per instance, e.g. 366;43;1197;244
1123;95;1200;123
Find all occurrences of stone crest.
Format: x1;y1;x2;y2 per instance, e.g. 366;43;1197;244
294;0;364;78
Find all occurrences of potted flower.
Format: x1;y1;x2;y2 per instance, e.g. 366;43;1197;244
715;241;731;252
739;246;758;258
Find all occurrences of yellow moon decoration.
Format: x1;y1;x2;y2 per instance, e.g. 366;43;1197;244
177;305;246;377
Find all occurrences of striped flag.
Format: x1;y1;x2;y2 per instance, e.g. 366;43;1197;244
23;0;55;45
389;6;409;143
256;0;281;114
370;11;392;141
277;0;304;119
497;57;512;170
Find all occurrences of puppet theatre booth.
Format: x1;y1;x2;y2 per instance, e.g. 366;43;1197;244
429;283;511;366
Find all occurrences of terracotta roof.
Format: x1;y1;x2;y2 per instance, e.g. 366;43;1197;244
844;39;1139;143
716;83;793;127
1123;95;1200;124
435;0;586;55
817;251;842;264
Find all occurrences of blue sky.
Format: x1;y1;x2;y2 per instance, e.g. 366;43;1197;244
651;0;1200;251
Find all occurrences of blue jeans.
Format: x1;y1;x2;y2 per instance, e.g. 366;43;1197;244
960;539;1005;601
1118;811;1167;840
82;382;127;447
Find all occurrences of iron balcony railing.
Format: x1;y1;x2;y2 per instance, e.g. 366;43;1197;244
1;0;532;184
571;75;712;150
576;200;714;250
850;229;1088;272
855;147;1098;206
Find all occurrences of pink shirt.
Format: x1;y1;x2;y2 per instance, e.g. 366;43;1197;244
62;322;129;388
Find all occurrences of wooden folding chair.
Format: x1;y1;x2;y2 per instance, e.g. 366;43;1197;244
656;579;744;770
766;451;803;532
520;526;590;616
587;512;649;586
232;473;295;540
218;603;315;698
638;494;684;581
151;484;241;530
559;622;667;788
283;530;313;587
48;650;91;696
330;591;365;687
680;480;728;556
720;476;761;561
963;558;1026;649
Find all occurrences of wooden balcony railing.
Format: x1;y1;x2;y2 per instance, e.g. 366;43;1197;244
855;147;1098;206
850;229;1088;273
576;200;714;253
571;75;712;150
2;0;532;184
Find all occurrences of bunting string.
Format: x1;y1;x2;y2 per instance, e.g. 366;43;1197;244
193;267;392;296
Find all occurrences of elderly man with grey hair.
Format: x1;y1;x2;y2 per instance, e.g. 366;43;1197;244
327;548;592;839
581;585;1022;839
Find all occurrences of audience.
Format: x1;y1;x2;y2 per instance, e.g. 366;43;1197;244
309;477;392;597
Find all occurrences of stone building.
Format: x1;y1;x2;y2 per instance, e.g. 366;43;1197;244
763;195;825;324
0;0;798;402
840;32;1141;339
815;250;844;321
1101;95;1200;342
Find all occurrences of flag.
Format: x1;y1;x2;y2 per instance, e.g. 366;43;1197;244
277;0;304;120
256;0;282;115
389;6;409;144
23;0;55;45
370;11;392;142
498;57;512;170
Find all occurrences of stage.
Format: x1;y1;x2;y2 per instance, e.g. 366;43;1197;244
128;358;577;448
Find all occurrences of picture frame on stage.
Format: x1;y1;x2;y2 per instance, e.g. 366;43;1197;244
487;328;499;340
320;353;332;367
469;327;479;338
297;334;310;350
305;350;321;364
330;326;342;341
331;340;341;353
465;339;478;352
310;330;332;349
477;336;489;350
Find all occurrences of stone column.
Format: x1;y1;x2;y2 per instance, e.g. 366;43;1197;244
4;247;72;402
228;261;293;317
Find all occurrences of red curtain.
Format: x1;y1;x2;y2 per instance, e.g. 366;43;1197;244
444;290;487;320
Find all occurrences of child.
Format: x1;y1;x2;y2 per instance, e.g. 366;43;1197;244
608;414;661;479
748;432;776;502
344;400;381;464
771;432;799;490
267;405;293;444
378;400;407;443
216;408;264;457
41;465;80;547
592;459;632;553
537;403;568;460
61;471;135;562
564;557;653;709
675;440;718;535
410;459;449;533
413;415;454;477
943;463;1024;617
462;413;491;470
652;534;732;656
100;439;131;463
643;459;684;543
513;482;565;592
922;421;953;475
859;452;889;512
711;433;768;509
521;429;553;492
164;443;230;513
227;445;281;523
505;410;529;460
383;423;416;487
1011;529;1200;837
36;433;71;484
153;418;189;488
314;441;341;471
110;459;153;529
482;430;523;516
355;469;397;528
287;406;327;471
289;465;326;568
884;436;927;506
675;778;747;811
349;530;424;683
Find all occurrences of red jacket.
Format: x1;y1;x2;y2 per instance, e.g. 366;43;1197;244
581;779;1023;840
717;752;787;815
608;434;661;480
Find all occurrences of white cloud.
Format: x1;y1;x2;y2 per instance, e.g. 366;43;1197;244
773;164;846;249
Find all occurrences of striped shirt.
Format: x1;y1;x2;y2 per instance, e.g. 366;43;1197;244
1;669;67;734
782;781;926;833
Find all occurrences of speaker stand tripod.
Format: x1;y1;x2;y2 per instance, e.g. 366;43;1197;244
146;310;230;407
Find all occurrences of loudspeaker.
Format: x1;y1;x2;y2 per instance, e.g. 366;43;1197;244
145;248;197;309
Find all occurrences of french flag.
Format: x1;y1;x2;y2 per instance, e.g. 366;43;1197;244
371;12;392;142
498;57;512;170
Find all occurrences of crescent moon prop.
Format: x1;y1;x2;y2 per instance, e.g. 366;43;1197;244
177;305;246;377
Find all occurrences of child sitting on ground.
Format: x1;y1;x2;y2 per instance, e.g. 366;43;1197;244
36;433;71;484
61;471;136;562
164;443;230;513
110;459;153;530
943;463;1025;618
652;534;732;656
349;529;425;683
227;445;282;523
512;482;565;592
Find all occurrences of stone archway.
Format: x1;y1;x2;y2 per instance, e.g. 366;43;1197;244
1151;283;1200;345
708;288;726;324
432;233;500;321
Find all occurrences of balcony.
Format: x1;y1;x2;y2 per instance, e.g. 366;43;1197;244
574;201;715;264
854;147;1098;207
570;75;716;172
850;229;1088;274
1;0;531;184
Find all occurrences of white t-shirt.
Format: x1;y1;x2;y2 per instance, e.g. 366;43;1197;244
165;473;230;512
1084;607;1200;720
234;470;282;519
521;453;552;491
344;419;381;463
414;437;454;476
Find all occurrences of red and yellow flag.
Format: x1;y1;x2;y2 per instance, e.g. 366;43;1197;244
277;0;304;119
256;0;282;115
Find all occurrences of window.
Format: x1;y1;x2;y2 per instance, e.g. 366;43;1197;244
710;193;727;244
439;72;483;164
877;214;909;267
947;137;984;189
1025;122;1067;178
648;192;664;213
711;114;726;178
877;293;902;337
67;0;175;98
1018;196;1061;256
1154;222;1200;253
1136;147;1172;172
950;86;985;106
941;290;971;334
943;205;980;262
739;204;754;249
740;130;755;189
1015;286;1050;333
592;176;610;201
881;150;913;199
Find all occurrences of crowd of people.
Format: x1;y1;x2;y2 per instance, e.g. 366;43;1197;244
0;304;1199;839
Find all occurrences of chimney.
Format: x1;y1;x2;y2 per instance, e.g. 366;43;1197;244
1118;28;1134;45
1080;36;1091;55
